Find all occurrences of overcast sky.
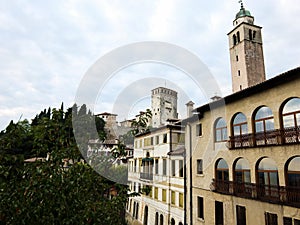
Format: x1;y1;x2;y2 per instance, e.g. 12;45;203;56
0;0;299;130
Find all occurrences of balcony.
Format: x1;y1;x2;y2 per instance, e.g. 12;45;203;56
211;179;300;208
140;172;153;181
227;126;300;149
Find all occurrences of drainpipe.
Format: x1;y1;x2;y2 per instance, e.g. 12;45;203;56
168;127;172;225
188;123;193;225
183;139;187;225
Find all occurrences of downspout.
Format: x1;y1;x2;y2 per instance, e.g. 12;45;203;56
168;127;172;225
188;123;193;225
183;137;187;225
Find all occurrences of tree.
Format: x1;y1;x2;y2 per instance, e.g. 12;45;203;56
0;103;130;225
130;109;152;136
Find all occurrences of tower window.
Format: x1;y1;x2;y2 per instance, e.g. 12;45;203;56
240;85;242;90
233;34;237;45
238;70;241;76
249;29;253;40
253;31;256;39
237;31;240;42
236;55;239;61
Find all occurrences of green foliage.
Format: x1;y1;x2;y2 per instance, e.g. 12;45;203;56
130;109;152;136
0;103;129;225
0;152;130;225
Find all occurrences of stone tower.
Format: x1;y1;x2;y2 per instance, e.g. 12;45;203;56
151;87;178;128
228;1;266;93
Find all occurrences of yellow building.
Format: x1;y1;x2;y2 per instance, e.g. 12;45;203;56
184;67;300;225
127;123;185;225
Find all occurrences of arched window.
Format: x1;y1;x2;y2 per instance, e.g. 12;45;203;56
160;214;164;225
282;97;300;128
285;156;300;202
249;29;253;40
254;106;275;145
143;206;148;225
171;218;175;225
155;212;159;225
256;158;279;198
237;31;240;42
232;113;248;136
233;34;237;45
179;223;183;225
215;118;227;142
281;98;300;143
234;158;251;196
234;158;251;183
254;106;274;132
215;159;229;192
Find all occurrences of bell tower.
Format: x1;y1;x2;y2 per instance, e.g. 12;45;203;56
228;0;266;93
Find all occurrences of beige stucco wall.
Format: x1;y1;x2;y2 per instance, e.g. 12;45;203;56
187;74;300;225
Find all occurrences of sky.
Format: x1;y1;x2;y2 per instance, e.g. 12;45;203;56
0;0;299;130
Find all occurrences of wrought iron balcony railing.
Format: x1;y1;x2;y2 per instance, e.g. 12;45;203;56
227;126;300;149
211;179;300;208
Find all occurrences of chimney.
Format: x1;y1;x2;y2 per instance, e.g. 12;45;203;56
186;101;194;118
210;95;222;102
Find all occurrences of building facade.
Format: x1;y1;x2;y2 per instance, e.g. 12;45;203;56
127;124;185;225
185;67;300;225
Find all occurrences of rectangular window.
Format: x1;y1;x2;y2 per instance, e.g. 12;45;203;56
215;201;224;225
283;217;292;225
197;159;203;175
178;133;185;143
196;124;202;136
179;160;184;177
163;133;167;143
197;196;204;220
149;186;153;198
135;203;139;219
179;193;183;208
236;205;246;225
155;159;159;174
172;160;176;176
265;212;278;225
162;189;167;202
295;219;300;225
163;159;167;176
155;135;159;145
236;55;239;61
150;137;154;145
154;187;158;199
238;70;241;76
171;191;176;205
